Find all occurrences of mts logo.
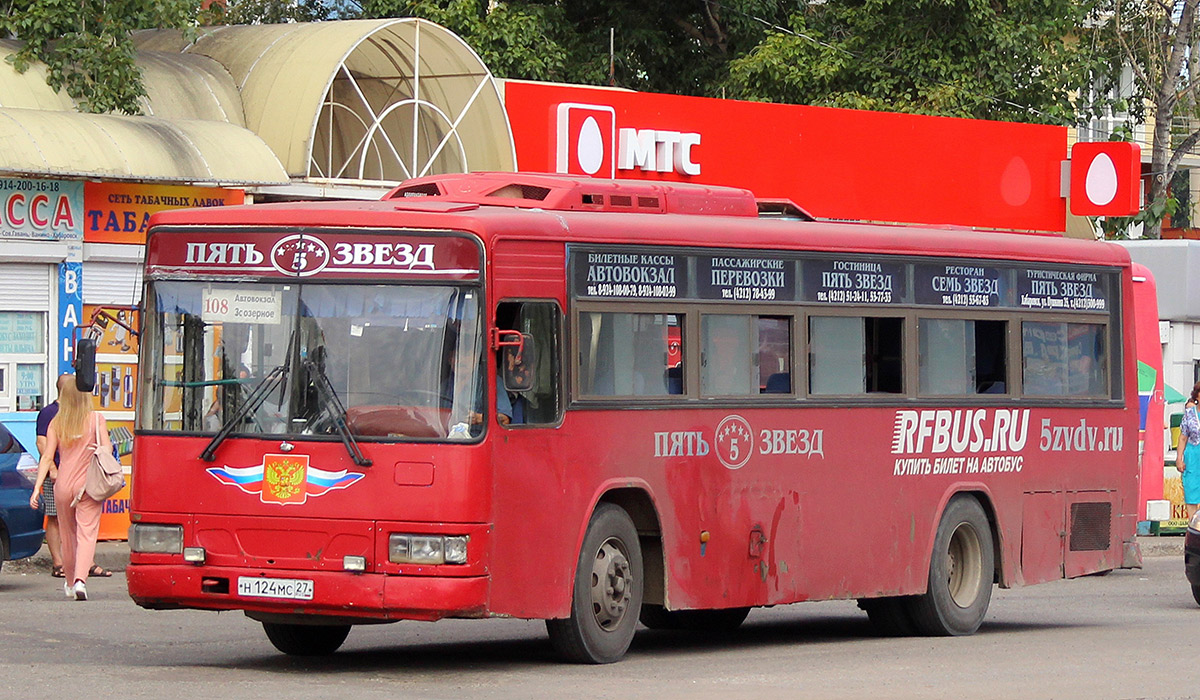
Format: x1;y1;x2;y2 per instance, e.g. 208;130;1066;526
555;103;701;178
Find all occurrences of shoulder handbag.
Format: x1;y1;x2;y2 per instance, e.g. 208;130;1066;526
82;414;126;502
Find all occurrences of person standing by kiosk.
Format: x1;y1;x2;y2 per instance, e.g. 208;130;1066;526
29;377;114;599
34;374;70;578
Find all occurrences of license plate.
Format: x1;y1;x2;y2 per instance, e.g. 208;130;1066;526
237;576;314;601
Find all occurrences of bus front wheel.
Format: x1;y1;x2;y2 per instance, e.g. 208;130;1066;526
546;503;644;664
907;495;994;636
262;621;351;656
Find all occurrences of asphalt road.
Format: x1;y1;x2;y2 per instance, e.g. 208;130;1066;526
2;555;1197;700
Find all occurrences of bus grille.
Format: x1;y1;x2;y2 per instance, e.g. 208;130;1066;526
1069;502;1112;551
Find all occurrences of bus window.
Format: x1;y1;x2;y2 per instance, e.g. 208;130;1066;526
866;317;903;393
919;319;1007;395
809;316;903;395
1022;321;1107;396
579;312;683;397
496;301;561;425
141;281;484;440
701;314;791;396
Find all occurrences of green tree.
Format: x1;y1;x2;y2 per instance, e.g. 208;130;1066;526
357;0;784;96
0;0;204;114
1089;0;1200;239
726;0;1099;123
211;0;358;24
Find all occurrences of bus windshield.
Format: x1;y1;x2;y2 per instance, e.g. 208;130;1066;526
138;280;485;442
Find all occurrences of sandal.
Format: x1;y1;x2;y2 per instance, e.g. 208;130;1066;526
51;564;64;578
88;565;113;578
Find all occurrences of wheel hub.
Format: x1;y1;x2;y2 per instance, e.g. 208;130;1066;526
947;522;983;608
590;537;632;630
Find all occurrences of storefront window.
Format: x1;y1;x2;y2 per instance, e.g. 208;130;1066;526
0;312;43;353
0;312;47;411
16;363;44;411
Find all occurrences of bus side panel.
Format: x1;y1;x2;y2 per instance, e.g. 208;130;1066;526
487;424;579;618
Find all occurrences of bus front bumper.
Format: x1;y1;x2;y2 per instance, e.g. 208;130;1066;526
127;564;489;621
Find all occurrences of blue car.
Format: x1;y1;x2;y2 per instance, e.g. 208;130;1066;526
0;422;44;571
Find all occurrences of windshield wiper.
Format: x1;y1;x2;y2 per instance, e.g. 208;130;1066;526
199;365;288;462
302;357;372;467
200;321;301;462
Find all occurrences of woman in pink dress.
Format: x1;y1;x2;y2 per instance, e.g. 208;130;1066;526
28;379;109;601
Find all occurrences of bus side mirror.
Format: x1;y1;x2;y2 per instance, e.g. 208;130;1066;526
502;334;536;392
74;338;97;392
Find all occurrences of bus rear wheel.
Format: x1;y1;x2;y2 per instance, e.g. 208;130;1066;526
546;503;643;664
1191;584;1200;607
908;495;994;636
262;621;351;656
639;604;750;632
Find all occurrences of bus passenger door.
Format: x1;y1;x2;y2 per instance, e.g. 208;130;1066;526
489;299;571;616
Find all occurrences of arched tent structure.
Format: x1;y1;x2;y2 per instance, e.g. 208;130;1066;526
136;18;516;184
0;108;288;183
0;40;287;185
137;51;247;125
0;40;75;112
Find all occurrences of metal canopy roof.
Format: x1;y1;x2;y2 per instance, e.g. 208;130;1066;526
138;18;516;182
0;19;515;188
137;51;246;125
0;40;76;112
0;107;288;184
0;40;286;184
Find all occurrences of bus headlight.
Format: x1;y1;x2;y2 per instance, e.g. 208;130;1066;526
388;534;469;565
130;524;184;554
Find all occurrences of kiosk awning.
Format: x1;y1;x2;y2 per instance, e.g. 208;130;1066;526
0;107;289;185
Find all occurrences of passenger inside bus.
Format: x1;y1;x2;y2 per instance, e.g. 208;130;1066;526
495;305;534;425
496;300;560;424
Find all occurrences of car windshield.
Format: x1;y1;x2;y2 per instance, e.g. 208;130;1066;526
138;280;485;441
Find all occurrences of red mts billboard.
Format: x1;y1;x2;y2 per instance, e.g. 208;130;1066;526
504;81;1068;232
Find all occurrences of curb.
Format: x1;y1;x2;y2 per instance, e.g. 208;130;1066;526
4;541;130;575
1137;536;1185;558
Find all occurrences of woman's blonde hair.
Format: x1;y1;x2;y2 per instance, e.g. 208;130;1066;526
52;379;93;447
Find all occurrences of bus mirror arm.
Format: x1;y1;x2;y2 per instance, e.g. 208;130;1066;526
494;329;536;392
492;329;524;354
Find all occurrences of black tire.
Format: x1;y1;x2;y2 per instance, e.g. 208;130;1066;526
857;596;918;636
1191;584;1200;607
546;503;643;664
639;604;750;632
907;495;995;636
262;622;351;656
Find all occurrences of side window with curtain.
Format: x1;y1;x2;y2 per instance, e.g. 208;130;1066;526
578;312;683;397
497;301;562;425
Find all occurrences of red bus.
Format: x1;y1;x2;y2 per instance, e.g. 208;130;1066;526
125;172;1141;663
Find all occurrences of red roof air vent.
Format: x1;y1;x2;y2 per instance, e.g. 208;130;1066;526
382;172;761;217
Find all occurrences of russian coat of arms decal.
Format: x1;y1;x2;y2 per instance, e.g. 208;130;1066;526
207;454;363;505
